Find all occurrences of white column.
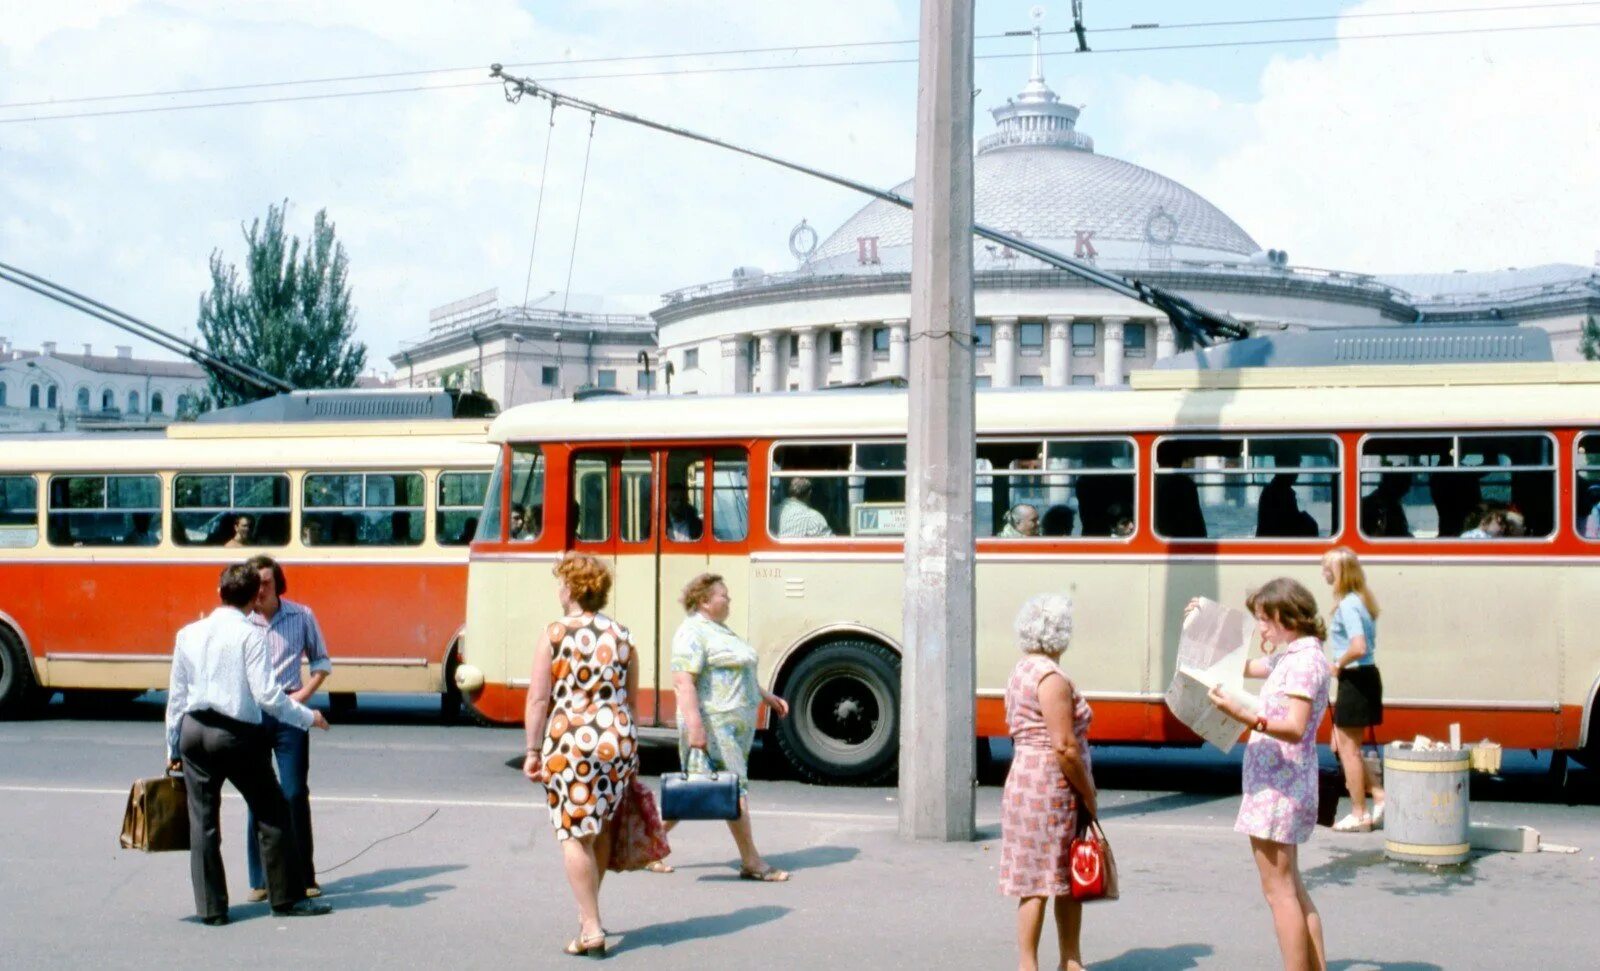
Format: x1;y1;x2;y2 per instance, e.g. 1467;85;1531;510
887;318;909;379
719;336;744;394
1047;315;1071;386
991;316;1017;388
756;330;779;394
1102;316;1128;386
1156;320;1176;360
840;323;863;384
794;326;819;392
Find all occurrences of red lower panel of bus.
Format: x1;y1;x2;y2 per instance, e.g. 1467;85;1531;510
475;683;1583;752
2;561;464;686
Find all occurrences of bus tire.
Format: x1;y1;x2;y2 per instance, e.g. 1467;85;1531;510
0;625;41;720
440;644;463;725
774;639;900;785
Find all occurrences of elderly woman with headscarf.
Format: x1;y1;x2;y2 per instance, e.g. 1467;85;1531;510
999;593;1097;971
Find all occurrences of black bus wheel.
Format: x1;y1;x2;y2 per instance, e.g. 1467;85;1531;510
0;626;41;720
774;639;900;785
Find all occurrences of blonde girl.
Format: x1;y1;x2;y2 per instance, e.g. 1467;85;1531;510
1320;547;1386;831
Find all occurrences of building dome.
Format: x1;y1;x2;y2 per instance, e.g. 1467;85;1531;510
807;39;1257;274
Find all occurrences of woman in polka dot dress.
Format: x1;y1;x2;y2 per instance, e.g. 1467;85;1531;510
524;552;639;958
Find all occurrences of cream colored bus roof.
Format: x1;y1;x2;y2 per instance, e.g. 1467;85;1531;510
489;363;1600;444
0;421;496;474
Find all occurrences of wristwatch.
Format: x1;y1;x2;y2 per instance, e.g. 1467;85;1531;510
1253;714;1268;734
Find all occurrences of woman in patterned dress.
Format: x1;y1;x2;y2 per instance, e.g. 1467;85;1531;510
999;594;1097;971
1201;579;1332;971
647;573;791;881
523;552;639;958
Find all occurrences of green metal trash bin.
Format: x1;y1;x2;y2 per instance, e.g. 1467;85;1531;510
1382;743;1470;865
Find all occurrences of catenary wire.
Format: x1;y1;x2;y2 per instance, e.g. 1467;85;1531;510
1;1;1594;111
3;19;1599;125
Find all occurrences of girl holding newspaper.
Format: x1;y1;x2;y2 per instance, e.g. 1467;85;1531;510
1191;580;1332;971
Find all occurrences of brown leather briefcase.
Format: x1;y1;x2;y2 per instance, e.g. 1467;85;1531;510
120;772;190;852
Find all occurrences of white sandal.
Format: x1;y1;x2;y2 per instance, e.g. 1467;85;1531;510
1332;812;1373;833
1371;802;1386;827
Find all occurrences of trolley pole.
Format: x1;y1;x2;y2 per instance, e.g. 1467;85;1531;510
899;0;977;842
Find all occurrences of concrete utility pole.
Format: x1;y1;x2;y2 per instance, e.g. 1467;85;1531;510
899;0;977;842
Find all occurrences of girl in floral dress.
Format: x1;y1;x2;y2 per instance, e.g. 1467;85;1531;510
1203;579;1331;971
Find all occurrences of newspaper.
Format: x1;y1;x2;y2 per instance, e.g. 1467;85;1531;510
1163;598;1259;753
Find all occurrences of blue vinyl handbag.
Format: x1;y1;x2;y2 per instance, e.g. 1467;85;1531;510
660;747;741;821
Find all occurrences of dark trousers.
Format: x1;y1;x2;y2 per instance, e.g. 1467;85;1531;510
245;715;314;891
179;709;306;919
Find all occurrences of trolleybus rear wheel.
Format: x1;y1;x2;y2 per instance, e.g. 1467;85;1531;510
774;639;900;785
0;626;41;719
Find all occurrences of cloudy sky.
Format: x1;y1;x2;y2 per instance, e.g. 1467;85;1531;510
2;0;1596;372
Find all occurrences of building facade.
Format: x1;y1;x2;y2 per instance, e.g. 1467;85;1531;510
0;338;208;433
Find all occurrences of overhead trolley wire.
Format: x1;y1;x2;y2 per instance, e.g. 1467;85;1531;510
5;17;1600;125
3;1;1597;113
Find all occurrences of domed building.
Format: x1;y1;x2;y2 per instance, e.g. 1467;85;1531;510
654;45;1597;394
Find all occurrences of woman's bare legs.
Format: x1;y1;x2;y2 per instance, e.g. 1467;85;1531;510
1053;895;1084;971
559;833;605;941
1332;727;1368;817
726;796;770;871
1016;895;1047;971
1250;837;1325;970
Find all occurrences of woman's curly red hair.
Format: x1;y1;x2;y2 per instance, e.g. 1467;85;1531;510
553;551;612;612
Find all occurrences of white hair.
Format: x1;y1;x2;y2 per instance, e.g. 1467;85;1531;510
1014;593;1074;657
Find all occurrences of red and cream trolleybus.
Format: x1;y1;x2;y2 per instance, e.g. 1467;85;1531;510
458;363;1600;782
0;398;497;717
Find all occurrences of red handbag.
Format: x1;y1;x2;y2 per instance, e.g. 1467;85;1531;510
1069;812;1119;902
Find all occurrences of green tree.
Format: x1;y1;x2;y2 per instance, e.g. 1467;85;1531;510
1580;313;1600;362
196;200;366;405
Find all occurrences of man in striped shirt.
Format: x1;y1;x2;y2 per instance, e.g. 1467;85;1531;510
243;555;333;903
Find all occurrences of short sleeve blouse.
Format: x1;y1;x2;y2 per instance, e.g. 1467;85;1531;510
670;613;762;717
1327;593;1377;667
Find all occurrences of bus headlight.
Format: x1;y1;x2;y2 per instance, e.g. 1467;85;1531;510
454;663;485;696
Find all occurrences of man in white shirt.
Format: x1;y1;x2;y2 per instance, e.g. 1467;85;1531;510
775;477;834;538
164;563;332;925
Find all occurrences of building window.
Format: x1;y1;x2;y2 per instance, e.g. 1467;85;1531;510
541;366;559;387
597;369;617;389
829;330;843;360
0;381;5;407
637;370;655;391
1019;321;1045;350
680;348;698;370
101;389;114;411
872;327;890;356
747;337;761;364
177;394;191;415
29;385;39;409
1019;375;1044;387
1125;322;1148;357
1071;374;1096;386
788;333;800;359
1071;321;1097;356
76;387;90;411
975;375;993;388
127;391;140;414
47;385;57;409
151;392;164;414
974;321;994;353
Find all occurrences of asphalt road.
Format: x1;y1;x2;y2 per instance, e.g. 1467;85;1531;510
1;693;1596;969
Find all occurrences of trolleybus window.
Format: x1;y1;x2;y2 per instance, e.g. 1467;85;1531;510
47;474;162;547
663;448;751;543
621;453;652;543
977;438;1135;539
0;475;39;548
1154;436;1340;540
572;455;610;543
302;472;424;546
437;471;490;546
1579;433;1600;541
711;448;750;542
1359;433;1555;539
487;446;544;542
173;473;290;547
769;441;906;539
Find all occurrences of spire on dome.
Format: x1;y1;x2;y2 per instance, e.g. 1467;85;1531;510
979;8;1094;155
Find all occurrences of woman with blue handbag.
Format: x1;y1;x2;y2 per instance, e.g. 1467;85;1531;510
646;573;791;882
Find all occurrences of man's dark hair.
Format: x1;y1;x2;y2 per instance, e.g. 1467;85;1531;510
245;554;287;595
219;563;262;608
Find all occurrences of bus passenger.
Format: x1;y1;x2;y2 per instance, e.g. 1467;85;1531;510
1041;504;1075;537
300;521;324;547
509;506;533;540
1359;473;1412;538
163;563;331;924
1199;580;1331;971
224;514;254;548
649;573;791;881
999;503;1040;538
1460;501;1508;538
242;555;333;904
776;477;832;538
666;483;703;541
1256;474;1319;538
1000;593;1096;971
524;552;640;958
1112;516;1134;539
1321;548;1386;833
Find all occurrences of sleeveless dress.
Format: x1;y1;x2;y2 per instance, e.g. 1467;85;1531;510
999;653;1094;898
1234;636;1331;845
540;611;639;841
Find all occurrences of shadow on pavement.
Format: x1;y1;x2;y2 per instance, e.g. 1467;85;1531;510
1327;961;1444;970
317;863;466;910
615;904;790;952
1093;943;1214;969
1100;790;1231;818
